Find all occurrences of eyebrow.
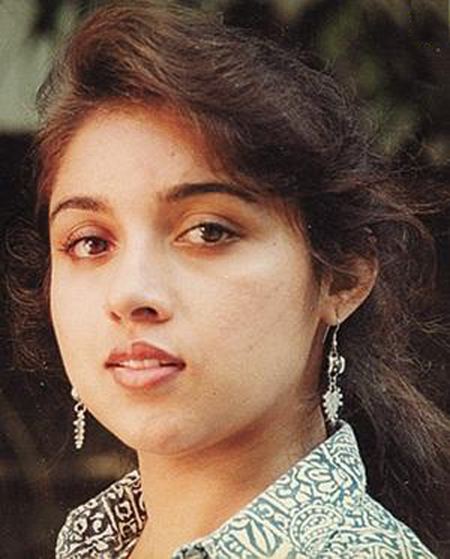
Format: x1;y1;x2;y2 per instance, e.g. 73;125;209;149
49;181;259;225
49;196;108;225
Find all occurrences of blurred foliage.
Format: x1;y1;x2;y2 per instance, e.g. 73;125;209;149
32;0;449;166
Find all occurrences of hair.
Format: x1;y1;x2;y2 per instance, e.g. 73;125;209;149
5;0;450;553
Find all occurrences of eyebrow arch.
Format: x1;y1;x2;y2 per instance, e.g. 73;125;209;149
49;181;259;225
161;181;258;204
49;196;110;226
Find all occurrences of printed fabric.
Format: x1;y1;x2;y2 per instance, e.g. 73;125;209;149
55;422;436;558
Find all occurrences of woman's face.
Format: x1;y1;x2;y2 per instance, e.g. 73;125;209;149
49;105;332;456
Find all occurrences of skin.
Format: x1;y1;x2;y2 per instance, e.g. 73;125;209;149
48;104;373;558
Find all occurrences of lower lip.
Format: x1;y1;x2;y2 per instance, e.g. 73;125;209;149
109;364;184;390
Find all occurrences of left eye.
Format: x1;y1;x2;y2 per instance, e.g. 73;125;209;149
178;222;238;245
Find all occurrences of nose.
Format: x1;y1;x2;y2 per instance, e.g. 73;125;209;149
105;243;173;327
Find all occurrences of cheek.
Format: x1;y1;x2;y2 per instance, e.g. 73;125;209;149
180;262;322;436
50;267;101;370
50;267;68;341
187;252;320;375
209;282;291;345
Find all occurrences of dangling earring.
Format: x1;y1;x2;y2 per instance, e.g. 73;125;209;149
322;321;346;426
71;387;86;450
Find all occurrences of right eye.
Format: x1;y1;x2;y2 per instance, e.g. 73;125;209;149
60;236;112;259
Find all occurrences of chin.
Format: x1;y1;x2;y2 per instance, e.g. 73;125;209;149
114;417;204;457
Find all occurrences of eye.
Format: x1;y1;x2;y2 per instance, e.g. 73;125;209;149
60;235;111;259
177;222;239;246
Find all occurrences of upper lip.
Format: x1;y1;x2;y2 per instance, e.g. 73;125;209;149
105;341;185;368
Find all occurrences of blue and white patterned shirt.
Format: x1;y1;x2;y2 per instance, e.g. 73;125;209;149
55;422;436;558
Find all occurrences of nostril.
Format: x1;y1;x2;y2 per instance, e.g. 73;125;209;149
109;309;122;323
131;307;158;320
106;298;172;324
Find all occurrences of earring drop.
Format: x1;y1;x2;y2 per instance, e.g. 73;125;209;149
322;321;346;426
71;387;86;450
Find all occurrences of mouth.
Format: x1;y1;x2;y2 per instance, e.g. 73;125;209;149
111;359;179;370
105;341;185;390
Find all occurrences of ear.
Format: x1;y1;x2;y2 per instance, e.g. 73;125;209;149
319;257;378;325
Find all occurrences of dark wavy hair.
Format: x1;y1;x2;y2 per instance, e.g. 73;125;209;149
5;1;450;554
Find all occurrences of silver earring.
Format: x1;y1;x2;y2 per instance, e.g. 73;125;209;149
322;322;346;426
71;387;86;450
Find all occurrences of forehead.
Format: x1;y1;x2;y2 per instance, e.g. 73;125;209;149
52;104;218;194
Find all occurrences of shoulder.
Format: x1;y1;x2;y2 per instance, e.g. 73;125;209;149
318;491;436;558
55;470;146;559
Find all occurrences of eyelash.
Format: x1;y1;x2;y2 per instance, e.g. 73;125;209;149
58;221;240;259
59;235;111;258
180;222;239;246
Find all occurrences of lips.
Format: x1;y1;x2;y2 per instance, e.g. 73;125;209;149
105;341;185;389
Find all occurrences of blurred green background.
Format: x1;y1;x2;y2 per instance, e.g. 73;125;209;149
0;1;448;557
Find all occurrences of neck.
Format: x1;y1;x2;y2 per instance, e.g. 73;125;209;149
131;405;326;559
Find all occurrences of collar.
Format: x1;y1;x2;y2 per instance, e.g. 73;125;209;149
56;421;366;558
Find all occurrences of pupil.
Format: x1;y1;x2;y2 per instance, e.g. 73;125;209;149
201;224;223;242
87;238;106;253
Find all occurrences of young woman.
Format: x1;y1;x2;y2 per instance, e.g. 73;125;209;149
9;1;450;557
